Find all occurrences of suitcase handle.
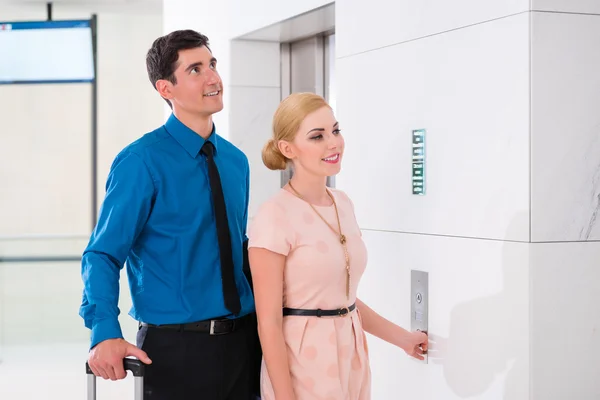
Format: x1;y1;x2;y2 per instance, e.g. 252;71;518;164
85;358;145;377
86;359;145;400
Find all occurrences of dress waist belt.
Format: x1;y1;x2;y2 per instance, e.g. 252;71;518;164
282;303;356;318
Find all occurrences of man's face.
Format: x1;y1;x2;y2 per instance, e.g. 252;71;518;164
161;46;223;116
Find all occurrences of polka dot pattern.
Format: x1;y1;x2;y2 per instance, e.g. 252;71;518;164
316;240;329;254
248;188;371;399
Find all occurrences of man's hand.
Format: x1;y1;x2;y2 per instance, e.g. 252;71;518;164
87;338;152;381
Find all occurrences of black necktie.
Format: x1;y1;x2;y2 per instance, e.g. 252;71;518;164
201;141;241;315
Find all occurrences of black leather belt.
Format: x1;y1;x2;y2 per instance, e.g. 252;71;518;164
140;313;252;335
282;303;356;318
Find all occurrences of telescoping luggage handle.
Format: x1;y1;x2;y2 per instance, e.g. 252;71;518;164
85;358;145;400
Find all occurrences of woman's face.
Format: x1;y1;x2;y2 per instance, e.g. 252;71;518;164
284;106;344;179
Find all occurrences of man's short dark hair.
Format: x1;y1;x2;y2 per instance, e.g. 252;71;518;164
146;30;211;106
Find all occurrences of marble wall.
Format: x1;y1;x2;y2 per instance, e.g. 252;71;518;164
336;13;530;242
530;11;600;242
335;2;600;399
528;9;600;400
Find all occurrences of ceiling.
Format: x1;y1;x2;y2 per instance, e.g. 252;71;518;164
1;0;160;3
235;3;334;43
0;0;162;14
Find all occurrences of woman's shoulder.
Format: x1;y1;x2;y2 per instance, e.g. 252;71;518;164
329;187;353;206
253;189;293;218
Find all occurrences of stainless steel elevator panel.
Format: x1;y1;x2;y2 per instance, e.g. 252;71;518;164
411;270;428;363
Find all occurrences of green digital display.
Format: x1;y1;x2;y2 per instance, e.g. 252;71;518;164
412;129;426;195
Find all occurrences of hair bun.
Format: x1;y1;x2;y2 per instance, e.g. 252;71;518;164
262;139;287;170
264;92;329;171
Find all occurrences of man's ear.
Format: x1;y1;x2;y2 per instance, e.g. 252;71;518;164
155;79;174;103
278;140;295;160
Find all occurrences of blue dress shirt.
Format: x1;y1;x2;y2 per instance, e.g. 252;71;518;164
79;114;255;349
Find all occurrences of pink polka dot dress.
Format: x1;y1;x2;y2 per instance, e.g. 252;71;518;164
248;188;372;400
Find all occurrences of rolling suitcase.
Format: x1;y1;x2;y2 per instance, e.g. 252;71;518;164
85;358;145;400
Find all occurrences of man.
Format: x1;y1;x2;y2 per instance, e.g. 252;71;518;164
80;30;260;399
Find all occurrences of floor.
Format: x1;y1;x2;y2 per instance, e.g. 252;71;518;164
0;343;138;400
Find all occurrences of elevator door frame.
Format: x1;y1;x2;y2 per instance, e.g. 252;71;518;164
280;32;336;189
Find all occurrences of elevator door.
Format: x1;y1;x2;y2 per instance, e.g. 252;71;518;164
280;33;336;188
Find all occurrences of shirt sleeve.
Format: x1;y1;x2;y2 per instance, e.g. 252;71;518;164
242;158;250;242
248;200;294;256
242;159;251;283
79;151;155;349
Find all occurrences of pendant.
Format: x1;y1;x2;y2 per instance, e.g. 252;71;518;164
340;234;346;244
346;266;350;298
346;272;350;298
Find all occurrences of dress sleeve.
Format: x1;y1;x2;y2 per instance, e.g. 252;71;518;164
248;200;294;256
337;190;362;237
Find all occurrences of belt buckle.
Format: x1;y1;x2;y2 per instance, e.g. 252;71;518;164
209;320;218;335
209;319;232;335
338;307;350;317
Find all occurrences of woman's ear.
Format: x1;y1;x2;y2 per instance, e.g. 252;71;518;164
278;140;295;160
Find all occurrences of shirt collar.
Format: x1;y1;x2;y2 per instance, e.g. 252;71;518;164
164;113;219;158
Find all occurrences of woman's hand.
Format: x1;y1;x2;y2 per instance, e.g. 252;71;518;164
354;299;430;361
402;330;428;360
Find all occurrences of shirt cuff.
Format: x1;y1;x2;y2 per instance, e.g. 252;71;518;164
90;318;124;350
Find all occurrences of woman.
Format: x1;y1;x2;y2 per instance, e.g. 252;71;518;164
247;93;428;400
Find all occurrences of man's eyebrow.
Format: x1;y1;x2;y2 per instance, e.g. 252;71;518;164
184;58;217;72
184;61;202;72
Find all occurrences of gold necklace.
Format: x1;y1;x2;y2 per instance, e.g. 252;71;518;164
288;181;350;299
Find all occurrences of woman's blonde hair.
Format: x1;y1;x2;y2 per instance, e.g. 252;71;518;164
262;92;330;170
